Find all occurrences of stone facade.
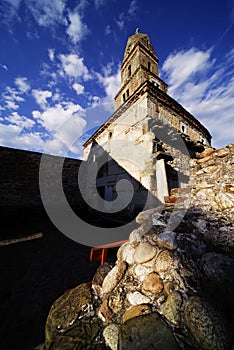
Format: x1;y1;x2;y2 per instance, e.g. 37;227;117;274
83;31;212;210
190;144;234;217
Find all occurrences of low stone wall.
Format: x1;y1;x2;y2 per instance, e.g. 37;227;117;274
0;146;86;238
190;144;234;217
44;206;234;350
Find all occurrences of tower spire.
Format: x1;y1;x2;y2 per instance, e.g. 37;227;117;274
114;31;168;110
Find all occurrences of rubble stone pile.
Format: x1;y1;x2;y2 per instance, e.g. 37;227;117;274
42;144;234;350
45;205;234;350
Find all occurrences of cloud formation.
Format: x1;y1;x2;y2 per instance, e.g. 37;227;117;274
59;53;91;81
32;89;52;109
26;0;66;27
162;47;234;148
66;11;88;44
14;77;30;93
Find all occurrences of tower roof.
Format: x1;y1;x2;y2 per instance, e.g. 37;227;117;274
123;31;158;62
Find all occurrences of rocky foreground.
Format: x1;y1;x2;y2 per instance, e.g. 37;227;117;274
41;203;234;350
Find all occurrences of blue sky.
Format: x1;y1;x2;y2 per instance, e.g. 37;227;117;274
0;0;233;158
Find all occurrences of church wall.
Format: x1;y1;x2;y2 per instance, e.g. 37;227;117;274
147;96;209;145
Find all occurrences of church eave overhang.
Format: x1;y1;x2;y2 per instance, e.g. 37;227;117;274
83;81;211;147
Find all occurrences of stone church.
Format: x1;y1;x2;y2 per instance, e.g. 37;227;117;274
82;30;211;215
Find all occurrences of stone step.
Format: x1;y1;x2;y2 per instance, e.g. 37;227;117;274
164;195;189;204
170;187;191;196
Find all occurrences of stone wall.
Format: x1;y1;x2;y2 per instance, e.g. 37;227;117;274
190;144;234;217
0;146;84;238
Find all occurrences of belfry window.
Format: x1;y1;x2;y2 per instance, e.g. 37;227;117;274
180;122;187;134
128;65;131;77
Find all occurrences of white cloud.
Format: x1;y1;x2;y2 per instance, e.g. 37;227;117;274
72;83;85;95
3;86;25;110
115;1;138;31
94;0;106;9
5;100;20;110
32;101;86;157
128;0;138;16
59;53;91;81
32;101;85;132
115;12;125;30
105;25;111;35
96;63;121;110
26;0;66;27
0;0;22;26
162;48;214;94
66;11;88;44
6;111;35;129
0;64;8;71
48;48;55;62
32;89;52;109
162;47;234;148
14;77;30;93
0;122;45;151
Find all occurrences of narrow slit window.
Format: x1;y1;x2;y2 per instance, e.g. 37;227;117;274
180;122;187;134
148;62;151;71
123;93;126;102
126;89;129;98
128;65;131;77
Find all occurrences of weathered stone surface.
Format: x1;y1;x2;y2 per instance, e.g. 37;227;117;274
122;304;151;323
161;291;182;325
198;148;214;158
129;226;145;244
135;208;156;224
215;192;234;210
164;281;174;295
225;184;234;193
117;242;135;265
142;272;163;295
217;148;230;157
197;155;212;164
92;262;113;296
204;230;234;254
192;218;207;232
134;242;157;264
102;262;126;294
98;299;112;323
155;231;178;250
155;250;178;273
133;264;153;281
119;312;179;350
184;297;227;350
203;165;218;174
45;283;97;350
103;324;119;350
108;291;124;314
127;291;151;305
43;199;234;350
201;252;234;307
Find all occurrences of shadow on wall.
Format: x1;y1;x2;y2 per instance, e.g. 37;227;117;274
0;144;161;350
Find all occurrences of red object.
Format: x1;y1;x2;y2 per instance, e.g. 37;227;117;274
90;240;128;264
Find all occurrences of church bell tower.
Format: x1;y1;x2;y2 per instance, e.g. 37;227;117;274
114;29;168;110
